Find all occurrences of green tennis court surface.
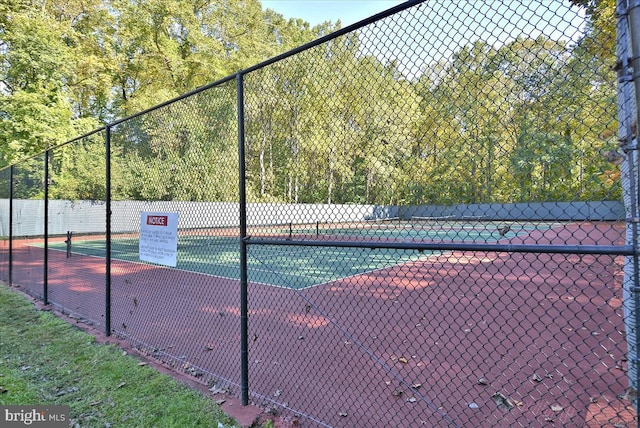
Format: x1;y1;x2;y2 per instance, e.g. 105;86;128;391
46;236;425;289
44;219;553;289
257;217;550;241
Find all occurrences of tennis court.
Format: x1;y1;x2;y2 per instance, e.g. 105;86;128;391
44;217;559;290
13;220;632;427
33;216;631;427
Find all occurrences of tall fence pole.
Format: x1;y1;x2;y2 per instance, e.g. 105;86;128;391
8;165;13;287
105;125;112;337
237;72;249;406
44;150;49;305
619;0;640;408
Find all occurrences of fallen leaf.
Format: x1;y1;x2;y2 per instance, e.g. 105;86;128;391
407;397;417;403
411;383;422;389
138;362;148;367
618;387;638;401
532;373;543;382
491;393;515;410
274;389;281;397
117;382;126;389
56;386;79;397
0;386;7;394
265;406;279;416
215;399;226;405
392;389;403;397
550;404;563;412
398;357;408;364
209;386;226;394
477;378;488;386
338;411;348;417
468;402;479;409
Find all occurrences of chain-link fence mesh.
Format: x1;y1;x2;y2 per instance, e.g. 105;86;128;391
240;1;630;426
108;80;242;393
0;167;10;283
9;155;46;300
0;0;637;426
45;134;107;325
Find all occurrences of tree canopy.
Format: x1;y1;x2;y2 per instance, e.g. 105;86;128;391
0;1;622;206
0;0;319;167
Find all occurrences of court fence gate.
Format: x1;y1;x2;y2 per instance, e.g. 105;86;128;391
1;0;640;426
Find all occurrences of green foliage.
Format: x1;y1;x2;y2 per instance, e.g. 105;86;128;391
0;89;72;167
49;137;107;200
0;0;315;164
0;1;622;206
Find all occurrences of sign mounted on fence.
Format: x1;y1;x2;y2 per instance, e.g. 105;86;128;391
139;212;179;267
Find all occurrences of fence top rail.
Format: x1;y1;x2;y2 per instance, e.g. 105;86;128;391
247;238;634;256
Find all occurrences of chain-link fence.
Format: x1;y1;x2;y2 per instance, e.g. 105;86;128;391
10;155;46;301
0;167;10;283
1;0;639;426
107;79;242;392
45;133;108;324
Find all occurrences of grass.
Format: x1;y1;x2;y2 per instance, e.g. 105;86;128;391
0;283;240;427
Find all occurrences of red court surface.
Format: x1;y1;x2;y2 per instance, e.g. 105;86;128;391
5;222;638;427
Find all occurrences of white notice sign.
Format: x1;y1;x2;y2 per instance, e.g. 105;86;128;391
139;212;179;267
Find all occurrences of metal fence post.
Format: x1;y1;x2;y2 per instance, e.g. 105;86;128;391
8;165;13;287
44;150;49;304
620;0;640;410
237;71;249;406
105;125;112;337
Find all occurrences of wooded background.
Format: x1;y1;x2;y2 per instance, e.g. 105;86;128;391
0;0;621;206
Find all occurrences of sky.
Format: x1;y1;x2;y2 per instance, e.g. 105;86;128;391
260;0;406;27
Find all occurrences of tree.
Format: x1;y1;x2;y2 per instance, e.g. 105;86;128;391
0;0;318;171
0;11;77;166
569;0;615;59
